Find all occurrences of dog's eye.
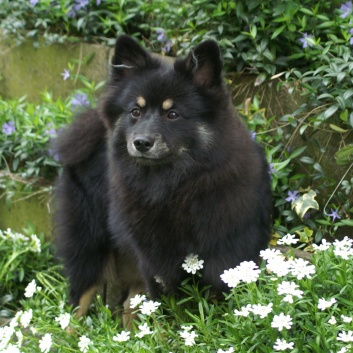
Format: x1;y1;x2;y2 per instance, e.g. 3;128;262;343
167;111;179;120
131;108;141;118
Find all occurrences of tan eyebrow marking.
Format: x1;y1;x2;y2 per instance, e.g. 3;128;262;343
136;96;146;108
162;99;174;110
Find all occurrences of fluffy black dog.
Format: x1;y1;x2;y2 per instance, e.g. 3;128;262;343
55;35;272;324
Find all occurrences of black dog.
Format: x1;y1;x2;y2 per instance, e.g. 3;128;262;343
55;35;272;325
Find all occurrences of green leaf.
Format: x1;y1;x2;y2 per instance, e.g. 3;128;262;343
295;227;313;243
335;145;353;165
292;190;319;219
329;124;348;133
323;105;339;119
271;25;286;40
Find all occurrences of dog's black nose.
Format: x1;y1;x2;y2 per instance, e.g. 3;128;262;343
133;136;154;153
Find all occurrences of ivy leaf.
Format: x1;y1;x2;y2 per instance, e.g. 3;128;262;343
292;190;319;218
295;227;313;243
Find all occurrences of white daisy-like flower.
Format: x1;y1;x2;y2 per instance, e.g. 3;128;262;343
277;233;298;245
333;237;353;260
139;300;161;315
318;298;336;311
341;315;353;323
312;239;331;251
55;313;71;330
328;316;337;325
337;330;353;342
289;258;315;280
30;234;41;253
0;326;15;349
20;309;33;328
39;333;52;353
1;344;22;353
266;257;292;277
217;347;234;353
271;313;293;331
220;268;241;288
234;304;252;317
337;347;348;353
78;335;92;353
113;331;130;342
182;254;204;274
24;279;41;298
130;294;147;309
260;248;283;261
15;330;23;347
236;261;261;283
251;303;273;319
180;326;198;346
273;338;294;351
135;323;153;338
277;281;303;303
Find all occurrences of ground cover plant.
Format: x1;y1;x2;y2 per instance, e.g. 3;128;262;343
1;229;353;352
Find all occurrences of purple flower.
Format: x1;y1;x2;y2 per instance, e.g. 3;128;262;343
71;93;90;110
48;148;60;161
30;0;39;5
327;209;341;222
285;190;299;202
96;0;101;4
61;69;70;80
68;0;89;17
250;131;256;140
340;1;352;18
45;125;57;137
156;30;166;42
299;33;314;48
162;40;173;53
269;163;277;174
2;121;16;135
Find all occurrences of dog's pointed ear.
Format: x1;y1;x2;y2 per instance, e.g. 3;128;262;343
111;35;154;80
175;40;223;88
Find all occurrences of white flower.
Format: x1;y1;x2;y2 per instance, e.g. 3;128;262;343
9;311;22;329
312;239;331;251
24;279;41;298
273;338;294;351
260;248;283;261
271;313;293;331
180;326;198;346
113;331;130;342
15;330;23;347
328;316;337;325
135;323;153;338
20;309;33;328
30;234;41;253
236;261;261;283
85;316;93;328
1;343;22;353
341;315;353;323
39;333;52;353
130;294;147;309
139;300;161;315
217;348;234;353
337;347;348;353
277;233;298;245
277;281;303;303
78;335;92;353
318;298;336;311
182;254;204;274
289;258;315;280
333;237;353;260
251;303;273;319
220;268;241;288
337;330;353;342
234;304;252;317
55;313;70;330
266;257;292;277
221;261;260;287
0;326;15;350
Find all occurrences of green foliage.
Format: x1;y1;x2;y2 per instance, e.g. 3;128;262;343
1;236;353;352
0;228;53;318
